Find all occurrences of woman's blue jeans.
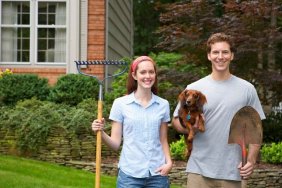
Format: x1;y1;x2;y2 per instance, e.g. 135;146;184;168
117;169;170;188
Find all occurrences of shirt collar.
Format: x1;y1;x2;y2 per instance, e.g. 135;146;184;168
125;92;160;106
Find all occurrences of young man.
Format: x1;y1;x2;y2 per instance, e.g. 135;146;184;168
172;33;265;188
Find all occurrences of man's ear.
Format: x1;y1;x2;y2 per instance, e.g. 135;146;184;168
231;52;234;61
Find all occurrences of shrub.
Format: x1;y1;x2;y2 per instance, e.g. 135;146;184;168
261;142;282;164
262;112;282;143
0;74;50;106
149;52;183;68
77;98;111;120
48;74;99;106
170;135;186;160
1;98;94;151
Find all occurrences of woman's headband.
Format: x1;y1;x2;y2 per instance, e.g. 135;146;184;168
131;56;154;72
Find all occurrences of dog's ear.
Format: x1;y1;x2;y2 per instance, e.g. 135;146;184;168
196;91;207;107
178;89;187;105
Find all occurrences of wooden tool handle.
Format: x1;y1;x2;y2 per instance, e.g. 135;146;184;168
242;143;247;167
95;100;103;188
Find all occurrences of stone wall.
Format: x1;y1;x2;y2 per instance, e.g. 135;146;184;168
64;160;282;188
0;127;281;187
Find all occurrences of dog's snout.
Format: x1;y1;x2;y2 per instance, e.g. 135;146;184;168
186;100;191;105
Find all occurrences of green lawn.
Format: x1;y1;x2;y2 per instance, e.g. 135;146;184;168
0;155;182;188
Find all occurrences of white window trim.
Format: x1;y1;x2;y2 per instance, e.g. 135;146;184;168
0;0;81;72
35;0;68;65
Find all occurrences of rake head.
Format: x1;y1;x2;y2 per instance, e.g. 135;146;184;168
75;60;127;66
74;60;128;83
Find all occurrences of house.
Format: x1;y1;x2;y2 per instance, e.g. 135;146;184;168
0;0;134;86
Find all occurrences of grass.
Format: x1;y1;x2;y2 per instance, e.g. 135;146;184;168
0;155;182;188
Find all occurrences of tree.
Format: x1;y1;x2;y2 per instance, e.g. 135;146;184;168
133;0;182;55
155;0;282;109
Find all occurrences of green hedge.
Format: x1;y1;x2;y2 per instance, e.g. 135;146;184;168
0;98;96;151
0;74;50;106
261;142;282;164
48;74;100;106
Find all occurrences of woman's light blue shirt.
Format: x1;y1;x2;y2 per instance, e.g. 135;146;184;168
109;92;170;178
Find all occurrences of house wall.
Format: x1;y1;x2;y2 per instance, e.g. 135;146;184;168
80;0;107;82
6;67;66;86
0;0;104;85
0;0;133;86
105;0;133;90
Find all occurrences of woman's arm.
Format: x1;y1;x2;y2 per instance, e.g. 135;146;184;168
92;119;122;151
155;122;173;176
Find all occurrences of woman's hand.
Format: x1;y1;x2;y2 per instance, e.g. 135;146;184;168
155;162;173;176
91;118;105;133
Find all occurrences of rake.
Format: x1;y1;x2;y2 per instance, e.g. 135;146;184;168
75;60;128;188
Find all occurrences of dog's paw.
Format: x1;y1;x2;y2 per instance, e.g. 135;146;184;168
198;125;205;132
187;133;194;141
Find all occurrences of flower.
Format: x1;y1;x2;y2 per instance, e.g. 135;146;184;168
0;68;13;78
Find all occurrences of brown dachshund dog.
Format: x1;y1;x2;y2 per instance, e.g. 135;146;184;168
178;89;207;157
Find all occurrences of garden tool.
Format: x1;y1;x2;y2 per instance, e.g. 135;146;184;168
75;60;127;188
228;106;263;188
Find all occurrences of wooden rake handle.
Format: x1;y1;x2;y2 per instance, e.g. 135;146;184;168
95;100;103;188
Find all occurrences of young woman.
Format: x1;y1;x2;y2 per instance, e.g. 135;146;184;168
92;56;172;188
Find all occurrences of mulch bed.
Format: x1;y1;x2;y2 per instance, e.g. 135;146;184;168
102;157;282;169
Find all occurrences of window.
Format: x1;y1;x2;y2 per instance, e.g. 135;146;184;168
0;0;67;64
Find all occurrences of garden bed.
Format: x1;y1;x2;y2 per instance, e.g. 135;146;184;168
102;157;282;169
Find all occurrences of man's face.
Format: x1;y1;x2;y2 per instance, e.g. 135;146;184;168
207;41;234;73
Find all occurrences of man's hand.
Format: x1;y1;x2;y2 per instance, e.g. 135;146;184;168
238;161;255;179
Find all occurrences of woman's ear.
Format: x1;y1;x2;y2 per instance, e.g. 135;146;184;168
132;72;137;80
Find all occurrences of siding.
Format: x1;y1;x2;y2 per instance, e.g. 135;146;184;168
0;0;134;86
107;0;133;59
105;0;133;90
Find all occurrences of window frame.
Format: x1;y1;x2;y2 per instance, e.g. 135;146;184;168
0;0;68;66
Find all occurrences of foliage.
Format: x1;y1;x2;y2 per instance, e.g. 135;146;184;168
0;68;13;78
48;74;99;106
0;74;50;106
148;52;183;68
261;142;282;164
155;0;282;106
0;98;94;151
133;0;181;55
262;112;282;143
169;135;186;160
103;57;131;107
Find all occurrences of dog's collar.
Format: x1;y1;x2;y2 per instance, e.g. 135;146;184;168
186;111;191;120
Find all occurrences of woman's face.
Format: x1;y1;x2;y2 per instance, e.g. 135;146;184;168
207;41;234;74
132;60;156;90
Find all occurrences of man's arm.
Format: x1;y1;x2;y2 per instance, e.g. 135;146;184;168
239;143;261;179
171;117;188;134
248;144;261;165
